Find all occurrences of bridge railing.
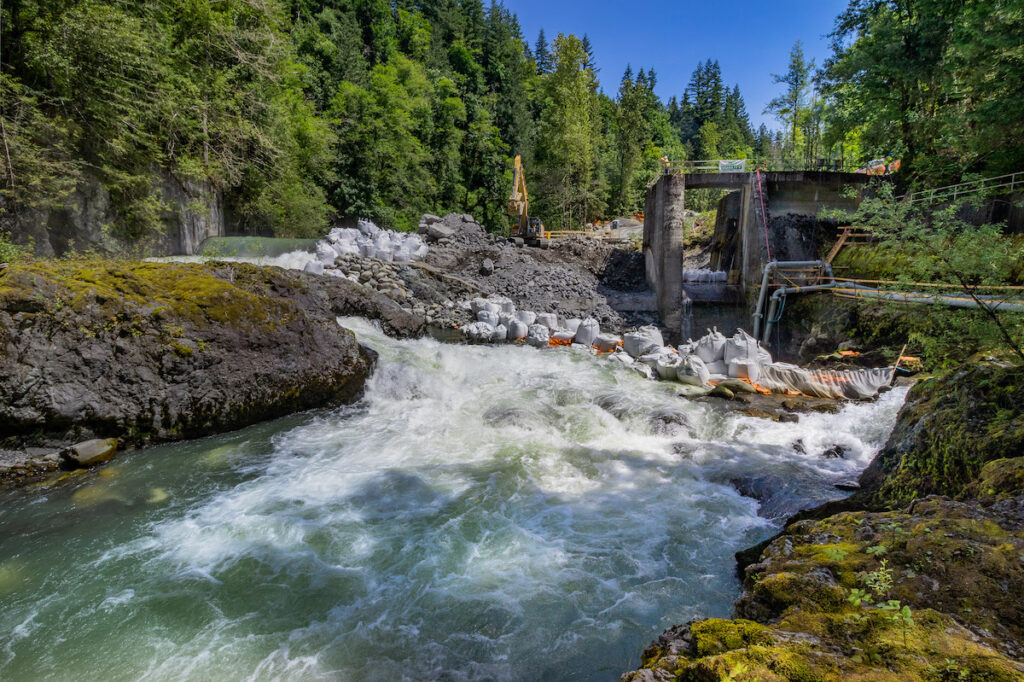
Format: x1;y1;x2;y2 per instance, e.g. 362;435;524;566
652;158;853;184
902;171;1024;205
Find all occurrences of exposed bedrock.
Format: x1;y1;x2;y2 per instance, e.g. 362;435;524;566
0;261;390;484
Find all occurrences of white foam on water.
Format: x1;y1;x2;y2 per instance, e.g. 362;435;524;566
0;317;909;681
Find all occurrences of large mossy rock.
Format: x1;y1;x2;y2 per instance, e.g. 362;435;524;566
859;362;1024;506
0;260;383;449
625;497;1024;681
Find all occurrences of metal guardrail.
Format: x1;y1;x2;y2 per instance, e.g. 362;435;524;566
902;171;1024;205
651;158;852;186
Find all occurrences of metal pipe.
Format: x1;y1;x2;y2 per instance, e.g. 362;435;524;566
761;282;855;342
835;288;1024;312
752;260;777;339
761;282;1024;342
752;260;835;339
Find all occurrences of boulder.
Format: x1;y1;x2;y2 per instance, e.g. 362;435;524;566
0;262;376;461
61;438;118;467
303;261;325;276
479;258;495;276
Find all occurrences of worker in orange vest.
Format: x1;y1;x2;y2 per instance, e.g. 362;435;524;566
660;156;671;174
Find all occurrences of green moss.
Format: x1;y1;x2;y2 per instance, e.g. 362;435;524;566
0;259;297;333
169;341;193;357
690;619;773;657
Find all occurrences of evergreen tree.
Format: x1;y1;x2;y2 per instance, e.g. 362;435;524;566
534;34;604;227
581;33;597;73
765;40;813;155
534;29;552;74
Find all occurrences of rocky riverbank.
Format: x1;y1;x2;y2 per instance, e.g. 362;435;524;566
0;260;399;485
622;361;1024;681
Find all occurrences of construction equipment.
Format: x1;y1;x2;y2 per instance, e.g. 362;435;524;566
507;155;549;247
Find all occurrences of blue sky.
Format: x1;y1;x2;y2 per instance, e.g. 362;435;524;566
507;0;849;130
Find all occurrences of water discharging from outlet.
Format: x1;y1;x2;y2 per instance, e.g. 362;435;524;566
0;319;908;680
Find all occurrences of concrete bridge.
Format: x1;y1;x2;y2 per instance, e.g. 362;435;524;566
643;171;872;340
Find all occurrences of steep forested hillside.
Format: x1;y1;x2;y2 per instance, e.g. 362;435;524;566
1;0;1021;246
0;0;756;241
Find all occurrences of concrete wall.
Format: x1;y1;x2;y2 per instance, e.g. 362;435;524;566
643;174;686;341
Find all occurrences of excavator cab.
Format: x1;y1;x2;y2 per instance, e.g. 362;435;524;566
527;217;544;239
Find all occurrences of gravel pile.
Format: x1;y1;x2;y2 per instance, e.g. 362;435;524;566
421;214;631;329
312;211;648;335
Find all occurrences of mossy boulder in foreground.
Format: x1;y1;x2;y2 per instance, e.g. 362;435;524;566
0;260;388;482
623;362;1024;681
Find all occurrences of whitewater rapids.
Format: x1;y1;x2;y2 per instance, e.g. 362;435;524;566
0;318;907;680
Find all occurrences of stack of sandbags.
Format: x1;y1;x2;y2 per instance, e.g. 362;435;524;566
315;219;429;265
693;327;729;379
723;329;771;383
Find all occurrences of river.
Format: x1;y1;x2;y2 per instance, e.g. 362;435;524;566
0;318;907;681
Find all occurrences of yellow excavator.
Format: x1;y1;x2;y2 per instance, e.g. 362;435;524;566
507;155;548;247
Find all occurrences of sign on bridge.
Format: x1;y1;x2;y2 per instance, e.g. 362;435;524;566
718;160;746;172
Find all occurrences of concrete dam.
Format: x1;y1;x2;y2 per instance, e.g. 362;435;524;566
643;170;872;340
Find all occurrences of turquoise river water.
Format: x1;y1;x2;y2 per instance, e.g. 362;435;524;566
0;318;907;681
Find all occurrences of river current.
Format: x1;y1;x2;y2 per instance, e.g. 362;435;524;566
0;318;907;681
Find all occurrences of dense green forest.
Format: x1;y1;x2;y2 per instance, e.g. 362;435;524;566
1;0;1022;241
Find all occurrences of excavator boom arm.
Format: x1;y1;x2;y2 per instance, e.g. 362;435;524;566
508;155;529;236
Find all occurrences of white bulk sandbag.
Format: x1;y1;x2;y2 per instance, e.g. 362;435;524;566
623;326;663;358
508;320;529;340
593;334;621;352
359;243;376;259
470;298;491;315
498;312;516;328
378;249;394;262
393;246;411;262
705;360;728;376
728;360;761;383
694;327;728;363
655;353;683;379
477;310;500;326
563;318;582;335
632;363;655;379
551;330;575;343
491;324;508;342
316;242;337;265
574;318;600;346
495;297;516;314
609;351;635;366
337;241;360;256
358;219;381;237
677;354;711;386
516;311;537;325
536;313;558;329
462;321;494;342
527;324;550;348
303;261;325;275
637;348;674;368
414;244;430;259
327;227;345;244
757;345;773;366
724;329;761;366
